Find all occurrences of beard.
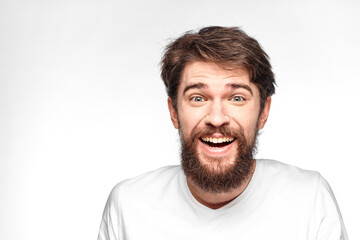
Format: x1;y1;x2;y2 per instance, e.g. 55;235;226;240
180;124;258;193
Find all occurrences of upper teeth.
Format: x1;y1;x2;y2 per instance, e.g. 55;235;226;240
201;137;234;143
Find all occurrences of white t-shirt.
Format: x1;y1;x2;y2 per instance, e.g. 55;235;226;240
97;159;348;240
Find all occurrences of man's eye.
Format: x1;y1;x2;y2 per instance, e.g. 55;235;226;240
192;96;204;102
231;96;244;102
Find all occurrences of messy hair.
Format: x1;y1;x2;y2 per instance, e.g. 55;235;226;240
161;26;276;111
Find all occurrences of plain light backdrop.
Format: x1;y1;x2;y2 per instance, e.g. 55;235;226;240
1;0;359;239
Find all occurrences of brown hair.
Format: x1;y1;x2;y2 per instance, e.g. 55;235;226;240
161;26;276;111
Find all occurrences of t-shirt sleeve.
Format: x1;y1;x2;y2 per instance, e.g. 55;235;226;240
97;184;123;240
314;175;348;240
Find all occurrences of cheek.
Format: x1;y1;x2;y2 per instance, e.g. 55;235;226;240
230;109;260;136
178;106;206;136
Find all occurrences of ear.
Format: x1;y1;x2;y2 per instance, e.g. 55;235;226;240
257;97;271;130
167;97;179;129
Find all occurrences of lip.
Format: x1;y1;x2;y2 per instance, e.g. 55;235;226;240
198;138;235;157
205;133;227;138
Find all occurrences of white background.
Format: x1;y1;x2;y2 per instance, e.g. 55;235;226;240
1;0;359;239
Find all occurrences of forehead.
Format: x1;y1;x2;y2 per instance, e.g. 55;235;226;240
180;61;257;91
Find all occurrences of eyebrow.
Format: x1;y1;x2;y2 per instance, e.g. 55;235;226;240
226;83;253;96
182;82;253;96
183;83;208;95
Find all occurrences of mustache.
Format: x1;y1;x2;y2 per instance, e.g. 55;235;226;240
190;125;243;139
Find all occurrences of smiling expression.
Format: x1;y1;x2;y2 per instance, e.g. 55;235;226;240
168;61;271;175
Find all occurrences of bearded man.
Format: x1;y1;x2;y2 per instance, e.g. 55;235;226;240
97;26;348;240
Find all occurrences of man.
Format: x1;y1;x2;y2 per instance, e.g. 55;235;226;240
98;26;348;239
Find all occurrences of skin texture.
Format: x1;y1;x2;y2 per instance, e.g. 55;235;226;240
168;61;271;209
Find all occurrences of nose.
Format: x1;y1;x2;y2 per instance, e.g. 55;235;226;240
204;99;230;127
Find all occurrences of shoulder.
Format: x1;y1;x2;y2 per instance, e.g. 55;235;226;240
253;159;323;216
121;165;181;187
108;165;181;203
252;160;348;238
257;159;320;182
256;159;321;195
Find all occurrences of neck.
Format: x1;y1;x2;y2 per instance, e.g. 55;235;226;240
186;160;256;209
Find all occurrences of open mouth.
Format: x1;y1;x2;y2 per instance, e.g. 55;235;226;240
200;137;235;148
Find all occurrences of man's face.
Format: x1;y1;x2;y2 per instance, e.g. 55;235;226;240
168;61;271;192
